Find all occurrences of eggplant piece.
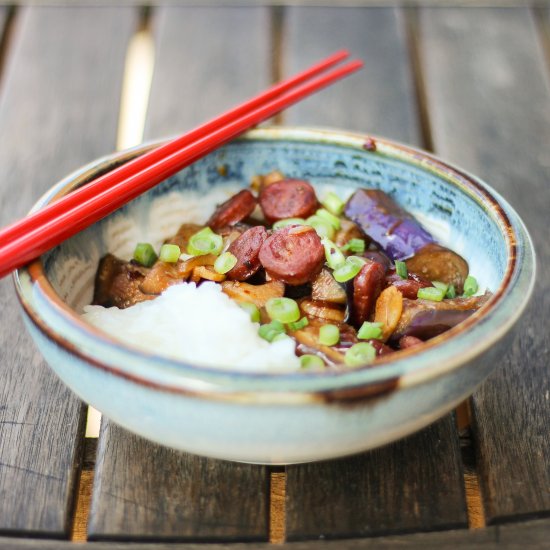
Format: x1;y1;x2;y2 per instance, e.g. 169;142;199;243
391;293;491;341
93;254;153;309
311;269;347;304
405;243;469;293
334;219;368;250
345;189;434;260
221;279;285;308
299;299;346;323
345;189;470;292
166;223;204;251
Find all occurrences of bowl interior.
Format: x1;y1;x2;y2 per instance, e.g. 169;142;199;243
43;132;507;318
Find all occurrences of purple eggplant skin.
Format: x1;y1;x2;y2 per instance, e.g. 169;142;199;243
344;189;434;261
390;293;491;342
391;309;475;341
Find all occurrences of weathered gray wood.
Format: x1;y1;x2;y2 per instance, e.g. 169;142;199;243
2;518;550;548
88;6;272;542
282;7;420;143
0;6;137;537
419;7;550;523
282;7;467;540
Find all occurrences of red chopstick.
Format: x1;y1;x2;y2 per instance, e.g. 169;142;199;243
0;57;362;279
2;50;349;245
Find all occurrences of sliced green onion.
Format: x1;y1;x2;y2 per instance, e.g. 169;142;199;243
273;217;305;230
345;342;377;367
187;227;223;256
300;354;325;369
341;238;365;254
322;238;346;270
266;297;300;324
305;215;335;240
272;332;291;343
287;317;309;331
316;208;341;230
432;280;449;293
332;255;366;283
357;321;383;340
395;260;408;279
214;251;238;274
133;243;158;267
417;286;446;302
318;324;340;346
321;191;345;216
258;320;285;342
463;275;479;296
159;243;181;263
238;302;260;323
446;284;456;299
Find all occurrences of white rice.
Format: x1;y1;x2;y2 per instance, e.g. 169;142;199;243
81;281;301;372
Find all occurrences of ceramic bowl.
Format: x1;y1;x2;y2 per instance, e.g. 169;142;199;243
15;127;535;464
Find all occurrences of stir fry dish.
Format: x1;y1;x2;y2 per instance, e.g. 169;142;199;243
92;173;489;369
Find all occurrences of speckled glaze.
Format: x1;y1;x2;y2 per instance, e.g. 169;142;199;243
15;128;535;464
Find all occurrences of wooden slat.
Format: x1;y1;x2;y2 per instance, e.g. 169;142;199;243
88;6;272;542
0;6;136;536
282;7;467;540
2;518;550;549
283;6;420;143
419;7;550;523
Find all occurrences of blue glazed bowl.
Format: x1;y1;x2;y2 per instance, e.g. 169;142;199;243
15;127;535;464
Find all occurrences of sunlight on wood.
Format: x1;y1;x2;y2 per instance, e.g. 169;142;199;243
270;471;286;544
116;28;155;150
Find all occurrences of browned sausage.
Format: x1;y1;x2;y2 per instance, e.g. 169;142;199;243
226;226;268;281
207;189;257;231
259;225;324;285
347;260;386;327
259;179;318;223
405;243;469;293
385;269;432;299
399;335;424;349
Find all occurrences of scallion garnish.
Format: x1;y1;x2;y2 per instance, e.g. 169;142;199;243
395;260;408;279
318;324;340;346
344;342;376;367
321;238;346;270
238;301;260;323
159;243;181;263
300;354;325;369
432;280;449;294
357;321;383;340
133;243;158;267
463;275;479;296
305;215;335;240
316;208;341;230
214;251;238;274
272;217;305;230
446;284;456;299
187;227;223;256
417;286;446;302
266;297;300;324
341;238;365;254
321;191;345;216
258;320;285;342
332;255;366;283
287;317;309;331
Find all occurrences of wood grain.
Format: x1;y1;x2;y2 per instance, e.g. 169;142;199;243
419;7;550;523
281;7;467;539
88;6;272;542
2;518;550;548
0;6;136;536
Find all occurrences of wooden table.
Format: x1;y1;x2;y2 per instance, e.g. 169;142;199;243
0;3;549;548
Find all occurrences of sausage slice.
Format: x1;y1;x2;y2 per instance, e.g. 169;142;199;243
259;225;324;285
227;226;268;281
259;179;318;223
207;189;257;231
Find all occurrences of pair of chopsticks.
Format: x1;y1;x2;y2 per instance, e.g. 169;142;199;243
0;50;362;280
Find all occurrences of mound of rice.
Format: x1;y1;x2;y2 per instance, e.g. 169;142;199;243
81;282;301;372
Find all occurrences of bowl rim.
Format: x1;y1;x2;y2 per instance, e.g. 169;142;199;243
14;126;536;403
